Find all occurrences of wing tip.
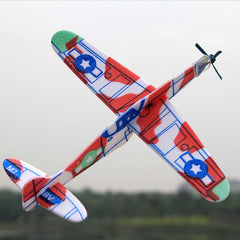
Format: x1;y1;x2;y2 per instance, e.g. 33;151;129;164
212;178;230;202
66;208;88;223
51;30;83;52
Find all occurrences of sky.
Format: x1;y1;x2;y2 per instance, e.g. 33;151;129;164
0;1;239;193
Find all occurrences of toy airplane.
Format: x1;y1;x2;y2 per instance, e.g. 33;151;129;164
3;30;230;222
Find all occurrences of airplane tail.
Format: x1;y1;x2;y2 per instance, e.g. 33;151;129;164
3;158;87;222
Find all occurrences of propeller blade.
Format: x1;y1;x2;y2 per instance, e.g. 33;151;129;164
195;43;208;55
212;63;222;80
213;50;222;59
195;43;222;80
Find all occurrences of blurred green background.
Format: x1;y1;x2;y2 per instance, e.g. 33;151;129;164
1;185;240;240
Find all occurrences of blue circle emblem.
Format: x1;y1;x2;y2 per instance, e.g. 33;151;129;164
184;159;207;178
74;54;96;73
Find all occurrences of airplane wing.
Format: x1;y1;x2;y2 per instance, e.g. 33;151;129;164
51;30;156;115
127;95;229;202
51;31;211;116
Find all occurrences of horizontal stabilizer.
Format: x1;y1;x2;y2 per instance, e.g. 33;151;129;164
3;158;47;189
3;159;87;222
22;177;87;222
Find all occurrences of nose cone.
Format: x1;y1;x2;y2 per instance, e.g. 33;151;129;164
212;179;230;202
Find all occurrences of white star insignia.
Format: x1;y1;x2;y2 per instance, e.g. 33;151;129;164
80;59;90;70
190;164;202;175
86;156;93;164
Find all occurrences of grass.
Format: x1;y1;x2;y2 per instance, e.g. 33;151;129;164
115;215;209;226
1;215;240;240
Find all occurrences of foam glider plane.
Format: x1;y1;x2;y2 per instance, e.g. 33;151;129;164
3;30;230;222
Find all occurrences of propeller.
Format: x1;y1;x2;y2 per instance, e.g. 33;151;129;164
195;43;222;80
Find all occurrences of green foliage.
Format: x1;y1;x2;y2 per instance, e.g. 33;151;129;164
0;189;240;240
1;189;240;221
0;190;22;222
